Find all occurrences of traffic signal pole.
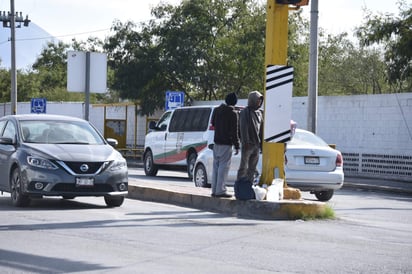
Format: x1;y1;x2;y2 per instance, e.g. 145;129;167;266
260;1;289;184
261;1;309;186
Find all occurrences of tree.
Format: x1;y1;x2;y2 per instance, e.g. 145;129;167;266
356;0;412;92
104;0;266;115
287;10;310;97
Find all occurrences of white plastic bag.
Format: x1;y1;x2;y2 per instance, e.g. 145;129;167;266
252;185;267;200
266;178;284;201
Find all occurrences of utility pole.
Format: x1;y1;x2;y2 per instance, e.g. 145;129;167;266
307;0;319;133
0;0;30;115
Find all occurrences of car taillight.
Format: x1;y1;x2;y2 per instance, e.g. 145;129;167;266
209;125;215;130
336;153;343;167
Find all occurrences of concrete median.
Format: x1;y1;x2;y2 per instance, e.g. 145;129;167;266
127;181;330;220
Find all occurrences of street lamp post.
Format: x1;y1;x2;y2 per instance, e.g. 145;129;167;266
0;0;30;115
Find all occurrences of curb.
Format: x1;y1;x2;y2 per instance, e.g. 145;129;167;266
127;185;329;220
343;183;412;196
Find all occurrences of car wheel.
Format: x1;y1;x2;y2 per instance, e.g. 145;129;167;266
144;150;158;176
104;196;124;207
194;163;210;188
10;167;30;207
187;152;197;179
314;190;334;201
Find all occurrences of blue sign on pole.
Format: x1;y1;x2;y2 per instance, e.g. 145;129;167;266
165;91;184;110
31;98;47;113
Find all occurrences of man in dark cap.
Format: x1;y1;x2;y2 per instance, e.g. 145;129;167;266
210;92;240;198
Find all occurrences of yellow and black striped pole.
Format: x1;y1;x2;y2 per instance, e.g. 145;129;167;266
260;1;308;185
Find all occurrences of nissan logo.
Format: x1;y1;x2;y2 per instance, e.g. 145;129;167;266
80;164;89;172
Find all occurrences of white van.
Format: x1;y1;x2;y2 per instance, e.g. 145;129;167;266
143;106;217;178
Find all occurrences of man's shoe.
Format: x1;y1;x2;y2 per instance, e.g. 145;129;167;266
214;193;232;198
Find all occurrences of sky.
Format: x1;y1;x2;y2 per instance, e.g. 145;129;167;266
0;0;404;44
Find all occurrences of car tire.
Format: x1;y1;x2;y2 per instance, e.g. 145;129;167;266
314;190;334;201
62;195;76;200
144;150;158;176
10;167;30;207
104;196;124;207
194;163;210;188
187;152;197;179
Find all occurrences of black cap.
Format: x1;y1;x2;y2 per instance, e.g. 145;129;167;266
225;92;238;106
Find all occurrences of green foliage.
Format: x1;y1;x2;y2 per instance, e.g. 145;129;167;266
287;10;310;96
1;0;408;112
318;33;389;95
0;68;11;102
104;0;266;115
356;0;412;92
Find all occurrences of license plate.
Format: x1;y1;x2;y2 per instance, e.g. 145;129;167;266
76;177;94;187
304;156;320;165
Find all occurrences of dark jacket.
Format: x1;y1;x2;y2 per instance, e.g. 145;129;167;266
212;104;240;149
239;91;263;146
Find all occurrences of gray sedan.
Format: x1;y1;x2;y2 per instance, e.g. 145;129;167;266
0;114;128;207
193;129;344;201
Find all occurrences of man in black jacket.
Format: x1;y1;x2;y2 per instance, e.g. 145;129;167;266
211;92;240;198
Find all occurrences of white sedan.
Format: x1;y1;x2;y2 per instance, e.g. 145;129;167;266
193;129;344;201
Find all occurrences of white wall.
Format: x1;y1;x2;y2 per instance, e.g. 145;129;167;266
291;93;412;156
1;93;411;180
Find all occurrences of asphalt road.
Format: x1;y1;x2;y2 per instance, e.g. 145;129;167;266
0;188;411;273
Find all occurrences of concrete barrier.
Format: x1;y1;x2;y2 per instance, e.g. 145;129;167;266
127;184;330;220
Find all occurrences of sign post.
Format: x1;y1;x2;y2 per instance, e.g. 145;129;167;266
165;91;185;110
30;98;47;113
67;51;107;120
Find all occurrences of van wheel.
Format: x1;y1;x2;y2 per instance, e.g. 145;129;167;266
144;150;158;176
187;152;197;179
314;190;334;201
10;167;30;207
194;164;210;188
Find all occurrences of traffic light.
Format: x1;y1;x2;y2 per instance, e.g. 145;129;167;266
276;0;309;6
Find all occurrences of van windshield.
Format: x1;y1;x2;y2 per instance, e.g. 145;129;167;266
156;111;172;131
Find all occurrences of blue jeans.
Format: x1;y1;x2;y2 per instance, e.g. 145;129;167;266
212;144;233;195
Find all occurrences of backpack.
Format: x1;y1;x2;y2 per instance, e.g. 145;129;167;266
234;177;256;200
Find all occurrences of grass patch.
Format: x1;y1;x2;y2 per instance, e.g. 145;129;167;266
285;204;336;220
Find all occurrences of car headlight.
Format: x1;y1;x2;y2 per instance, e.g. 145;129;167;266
109;159;127;171
27;156;58;170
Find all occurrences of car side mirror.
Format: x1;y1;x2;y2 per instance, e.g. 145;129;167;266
0;137;14;145
106;138;118;148
148;121;157;130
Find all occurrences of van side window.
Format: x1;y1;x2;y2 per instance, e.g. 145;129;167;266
156;111;172;131
169;108;212;132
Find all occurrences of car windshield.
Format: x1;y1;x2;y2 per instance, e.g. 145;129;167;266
288;130;328;147
20;120;104;145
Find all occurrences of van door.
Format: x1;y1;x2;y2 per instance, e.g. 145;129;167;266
147;111;172;164
165;107;212;166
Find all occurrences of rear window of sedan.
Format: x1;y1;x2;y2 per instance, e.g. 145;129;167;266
20;120;104;144
289;130;328;147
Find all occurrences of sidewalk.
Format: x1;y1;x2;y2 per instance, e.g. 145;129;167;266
126;160;412;220
126;159;412;196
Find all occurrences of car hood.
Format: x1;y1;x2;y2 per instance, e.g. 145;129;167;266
23;143;116;162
